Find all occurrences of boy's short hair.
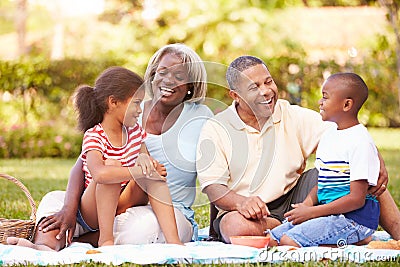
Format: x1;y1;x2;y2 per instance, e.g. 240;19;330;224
329;72;368;111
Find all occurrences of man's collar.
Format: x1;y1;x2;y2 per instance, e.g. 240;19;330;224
227;101;280;132
227;101;247;130
271;99;282;124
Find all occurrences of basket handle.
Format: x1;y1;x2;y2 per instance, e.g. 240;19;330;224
0;173;37;221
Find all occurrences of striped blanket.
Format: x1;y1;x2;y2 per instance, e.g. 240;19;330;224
0;231;398;265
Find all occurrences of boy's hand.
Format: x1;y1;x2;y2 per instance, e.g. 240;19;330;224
284;203;314;225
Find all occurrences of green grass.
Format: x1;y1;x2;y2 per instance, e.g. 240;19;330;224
0;128;399;266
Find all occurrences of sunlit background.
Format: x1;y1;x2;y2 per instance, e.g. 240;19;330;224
0;0;399;158
0;1;399;236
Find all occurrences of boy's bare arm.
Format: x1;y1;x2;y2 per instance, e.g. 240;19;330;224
285;180;369;225
301;185;318;206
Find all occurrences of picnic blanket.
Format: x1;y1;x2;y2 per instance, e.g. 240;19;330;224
0;230;398;265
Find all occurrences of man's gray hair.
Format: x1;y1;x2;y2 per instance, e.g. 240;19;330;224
226;55;266;91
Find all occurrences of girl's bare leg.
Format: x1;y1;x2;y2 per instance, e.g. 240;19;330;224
73;231;99;247
95;183;121;246
136;175;182;245
117;180;149;215
80;181;120;247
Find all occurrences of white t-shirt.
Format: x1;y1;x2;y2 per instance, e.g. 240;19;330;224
140;102;213;239
315;124;380;229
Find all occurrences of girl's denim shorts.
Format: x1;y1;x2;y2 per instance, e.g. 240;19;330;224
269;214;375;247
76;209;98;233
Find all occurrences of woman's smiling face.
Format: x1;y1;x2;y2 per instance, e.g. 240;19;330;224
152;53;190;107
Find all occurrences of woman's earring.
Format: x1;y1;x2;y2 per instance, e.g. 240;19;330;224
187;91;192;95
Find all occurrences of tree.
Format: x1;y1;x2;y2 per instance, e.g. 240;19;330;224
379;0;400;111
15;0;27;57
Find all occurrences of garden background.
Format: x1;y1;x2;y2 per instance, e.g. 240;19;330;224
0;0;400;252
1;0;400;158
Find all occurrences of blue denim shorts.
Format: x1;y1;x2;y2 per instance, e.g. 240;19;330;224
270;214;375;247
76;209;98;233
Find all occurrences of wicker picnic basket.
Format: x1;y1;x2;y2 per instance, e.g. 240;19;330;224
0;173;37;244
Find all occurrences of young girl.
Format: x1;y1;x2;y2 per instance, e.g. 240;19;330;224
74;66;182;247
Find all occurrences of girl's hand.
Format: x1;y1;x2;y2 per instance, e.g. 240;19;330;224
104;158;121;167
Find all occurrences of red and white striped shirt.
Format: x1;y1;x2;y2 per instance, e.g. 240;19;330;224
80;123;147;188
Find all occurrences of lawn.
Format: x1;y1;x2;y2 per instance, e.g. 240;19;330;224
0;127;399;266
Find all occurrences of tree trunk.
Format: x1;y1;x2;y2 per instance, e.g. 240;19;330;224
51;22;64;60
15;0;27;57
379;0;400;111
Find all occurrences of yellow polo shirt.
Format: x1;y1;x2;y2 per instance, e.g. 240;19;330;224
197;99;332;203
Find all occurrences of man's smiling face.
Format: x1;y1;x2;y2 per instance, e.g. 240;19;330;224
235;63;278;121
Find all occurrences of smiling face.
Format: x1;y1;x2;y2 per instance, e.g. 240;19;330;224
151;53;190;108
233;63;278;123
122;88;145;127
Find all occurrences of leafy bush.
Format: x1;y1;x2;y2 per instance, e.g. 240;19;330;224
0;57;126;158
0;123;82;158
1;42;400;158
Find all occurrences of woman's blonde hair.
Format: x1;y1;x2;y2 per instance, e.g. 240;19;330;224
144;43;207;103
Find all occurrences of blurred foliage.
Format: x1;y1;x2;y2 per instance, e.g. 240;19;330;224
0;0;400;158
0;57;125;158
302;0;377;6
0;0;14;34
0;120;82;158
0;0;51;35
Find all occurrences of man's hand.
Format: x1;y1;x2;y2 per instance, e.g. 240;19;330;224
236;196;269;220
37;209;77;245
284;203;314;225
153;160;167;178
368;152;389;197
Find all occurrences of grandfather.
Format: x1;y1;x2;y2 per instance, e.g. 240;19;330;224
197;55;400;243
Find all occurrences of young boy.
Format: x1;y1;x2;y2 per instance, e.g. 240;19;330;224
268;72;380;247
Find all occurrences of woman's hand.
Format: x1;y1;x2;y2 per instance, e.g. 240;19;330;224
37;208;77;245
